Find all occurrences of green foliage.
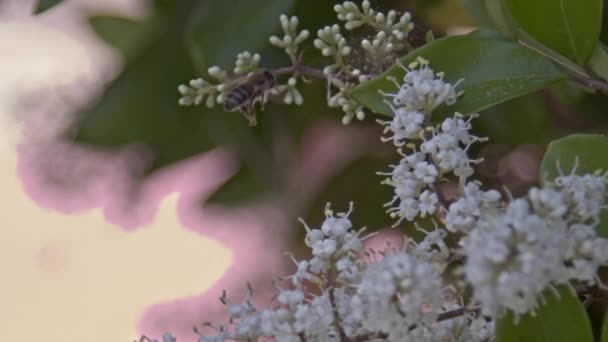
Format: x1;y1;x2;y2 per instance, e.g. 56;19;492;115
539;134;608;237
88;15;163;64
186;0;295;73
495;285;594;342
602;309;608;342
505;0;603;65
34;0;63;14
351;29;565;119
75;0;217;170
460;0;495;28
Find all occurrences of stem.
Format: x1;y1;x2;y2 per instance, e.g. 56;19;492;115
568;73;608;95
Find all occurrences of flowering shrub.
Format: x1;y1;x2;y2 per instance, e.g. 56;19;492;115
34;0;608;341
139;0;608;338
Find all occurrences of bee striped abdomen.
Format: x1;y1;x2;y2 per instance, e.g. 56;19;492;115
224;84;254;111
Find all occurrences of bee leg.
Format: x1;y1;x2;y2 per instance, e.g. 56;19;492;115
242;104;258;126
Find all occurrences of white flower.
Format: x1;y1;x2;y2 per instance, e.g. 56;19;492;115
354;252;443;334
445;182;501;233
383;58;460;113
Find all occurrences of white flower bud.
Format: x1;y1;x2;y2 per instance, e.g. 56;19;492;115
356;110;365;120
178;97;192;106
269;36;283;46
178;84;189;95
288;77;297;87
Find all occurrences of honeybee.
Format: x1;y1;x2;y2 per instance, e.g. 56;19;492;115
224;70;276;126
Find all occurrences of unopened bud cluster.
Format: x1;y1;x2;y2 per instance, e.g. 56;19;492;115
335;0;414;54
178;1;416;126
269;14;310;60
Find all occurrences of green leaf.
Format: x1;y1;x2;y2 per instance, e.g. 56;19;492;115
73;0;217;170
34;0;63;14
351;29;566;118
505;0;603;65
206;165;271;206
601;308;608;342
539;134;608;237
186;0;295;73
496;285;593;342
485;0;518;38
460;0;495;28
588;42;608;81
88;16;162;64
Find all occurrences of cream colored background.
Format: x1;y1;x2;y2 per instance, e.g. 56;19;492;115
0;1;232;341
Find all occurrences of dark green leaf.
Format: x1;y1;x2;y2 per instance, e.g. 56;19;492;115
539;134;608;237
505;0;603;65
73;0;217;170
351;29;566;118
496;285;594;342
206;165;271;206
476;91;551;146
34;0;63;14
88;15;162;63
186;0;295;73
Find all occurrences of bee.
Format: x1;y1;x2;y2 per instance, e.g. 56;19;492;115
224;70;276;126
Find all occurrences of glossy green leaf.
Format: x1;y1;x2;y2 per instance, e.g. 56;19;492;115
351;29;566;118
34;0;64;14
88;16;162;64
496;285;593;342
539;134;608;237
186;0;295;73
505;0;603;65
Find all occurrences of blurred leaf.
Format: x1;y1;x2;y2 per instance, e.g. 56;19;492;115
602;308;608;342
539;134;608;237
460;0;495;28
304;155;395;232
88;15;163;63
74;0;218;170
206;165;271;206
476;91;551;146
496;285;593;342
505;0;603;65
351;29;566;118
588;42;608;81
34;0;63;14
186;0;295;73
485;0;518;38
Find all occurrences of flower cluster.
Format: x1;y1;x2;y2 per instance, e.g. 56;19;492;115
142;204;499;342
463;169;608;317
378;58;483;225
376;55;608;325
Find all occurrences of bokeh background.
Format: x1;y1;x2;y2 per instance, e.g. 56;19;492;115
3;0;608;341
